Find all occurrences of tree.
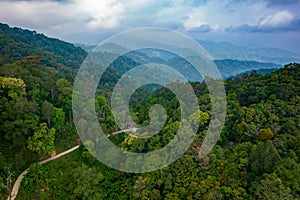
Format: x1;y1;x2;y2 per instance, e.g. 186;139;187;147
44;75;56;99
72;164;104;200
55;78;72;106
0;76;39;148
41;100;55;127
133;176;147;198
259;128;274;141
27;123;55;155
1;168;14;200
250;140;280;175
275;158;300;195
0;77;26;98
149;189;161;200
53;107;65;133
189;110;210;131
96;95;107;108
251;173;293;199
55;78;72;124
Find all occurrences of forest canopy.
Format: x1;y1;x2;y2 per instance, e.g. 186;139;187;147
0;23;299;199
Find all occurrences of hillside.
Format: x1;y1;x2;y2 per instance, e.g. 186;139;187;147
0;23;87;68
0;24;299;199
7;63;300;200
0;24;85;199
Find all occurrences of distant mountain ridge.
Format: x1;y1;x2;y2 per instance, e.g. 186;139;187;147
78;42;283;79
78;40;300;65
198;40;300;65
0;23;290;81
108;48;281;80
214;59;281;79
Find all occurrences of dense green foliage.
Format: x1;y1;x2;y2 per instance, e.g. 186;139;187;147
0;23;87;68
0;23;299;199
0;25;81;199
7;63;300;200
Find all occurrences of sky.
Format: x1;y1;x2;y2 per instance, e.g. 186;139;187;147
0;0;300;53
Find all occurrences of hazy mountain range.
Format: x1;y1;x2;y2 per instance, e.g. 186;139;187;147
1;23;298;81
198;40;300;65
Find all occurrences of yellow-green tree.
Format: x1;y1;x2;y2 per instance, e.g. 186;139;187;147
189;110;210;131
27;123;55;155
0;77;26;98
259;128;274;141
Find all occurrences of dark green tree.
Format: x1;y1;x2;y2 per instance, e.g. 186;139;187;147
250;140;280;175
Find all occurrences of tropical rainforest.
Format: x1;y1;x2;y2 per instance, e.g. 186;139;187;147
0;23;300;200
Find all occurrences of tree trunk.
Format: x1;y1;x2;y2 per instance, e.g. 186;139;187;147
69;111;72;127
47;117;51;128
50;89;54;99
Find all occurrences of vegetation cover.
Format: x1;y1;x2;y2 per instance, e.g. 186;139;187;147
0;24;299;200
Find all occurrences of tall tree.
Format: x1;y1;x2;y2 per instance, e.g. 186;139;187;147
250;140;280;175
53;107;65;134
41;100;55;127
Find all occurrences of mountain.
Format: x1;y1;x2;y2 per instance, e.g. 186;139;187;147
214;59;281;79
0;22;288;82
74;43;95;53
229;68;279;79
198;40;300;65
1;23;300;199
0;23;87;68
79;42;282;81
78;39;300;66
106;48;282;81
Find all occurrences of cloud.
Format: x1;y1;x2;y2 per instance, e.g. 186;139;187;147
183;10;207;30
0;0;296;33
259;10;294;28
226;10;299;33
82;1;124;30
0;0;299;53
0;0;214;33
0;0;125;32
264;0;300;6
189;24;212;33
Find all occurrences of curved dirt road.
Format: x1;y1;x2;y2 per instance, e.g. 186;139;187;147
8;128;136;200
8;145;80;200
112;127;137;135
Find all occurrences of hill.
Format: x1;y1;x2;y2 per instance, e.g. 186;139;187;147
214;59;281;79
122;49;282;80
0;23;299;199
82;44;282;81
7;63;300;200
0;23;87;68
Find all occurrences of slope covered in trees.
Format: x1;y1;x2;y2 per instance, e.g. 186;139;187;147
0;23;87;68
78;44;282;80
3;63;299;200
0;23;299;199
0;24;85;199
